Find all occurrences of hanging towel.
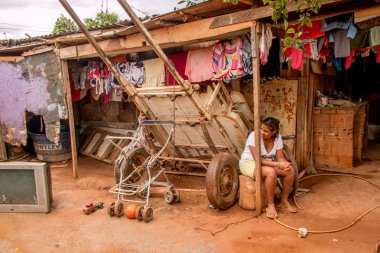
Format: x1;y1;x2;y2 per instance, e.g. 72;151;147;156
377;45;380;63
142;58;165;88
259;23;273;65
333;29;351;58
165;51;188;86
185;46;214;82
242;34;253;75
369;26;380;46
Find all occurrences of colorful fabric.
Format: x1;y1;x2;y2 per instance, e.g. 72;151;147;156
333;55;342;71
69;70;81;101
369;26;380;46
259;23;273;65
185;46;214;82
165;51;188;86
142;58;165;88
212;37;244;82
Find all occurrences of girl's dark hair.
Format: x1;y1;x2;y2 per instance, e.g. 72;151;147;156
262;117;280;133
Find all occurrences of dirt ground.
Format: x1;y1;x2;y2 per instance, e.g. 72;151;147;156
1;143;380;253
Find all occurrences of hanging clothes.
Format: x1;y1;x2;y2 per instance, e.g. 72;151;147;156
141;58;165;88
377;45;380;63
345;50;356;70
185;46;214;83
165;51;188;86
321;13;357;37
79;66;87;90
117;61;144;87
69;70;81;101
212;37;244;82
332;29;351;58
333;55;342;71
242;34;253;75
351;30;370;50
288;20;324;39
259;23;273;65
290;47;303;71
369;26;380;46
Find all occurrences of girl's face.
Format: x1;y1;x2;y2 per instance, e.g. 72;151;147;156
260;124;277;140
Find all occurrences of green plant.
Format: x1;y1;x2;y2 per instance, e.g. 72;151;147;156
52;14;78;35
84;12;120;29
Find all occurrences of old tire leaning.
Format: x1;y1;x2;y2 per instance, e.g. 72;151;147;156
114;147;148;184
206;152;239;210
282;144;299;198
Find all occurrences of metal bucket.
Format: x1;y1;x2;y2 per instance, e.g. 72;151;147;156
29;131;72;162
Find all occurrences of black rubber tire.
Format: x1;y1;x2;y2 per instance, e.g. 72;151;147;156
114;148;148;184
281;144;299;198
135;205;144;221
205;152;239;210
114;201;124;217
107;202;115;217
142;206;153;223
164;190;175;204
173;189;180;203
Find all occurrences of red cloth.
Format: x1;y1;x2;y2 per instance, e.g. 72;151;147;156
69;71;81;102
304;43;312;58
288;20;324;39
165;51;188;86
291;47;304;71
377;45;380;63
345;50;356;70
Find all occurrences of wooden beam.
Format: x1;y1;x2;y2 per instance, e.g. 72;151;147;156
58;16;252;60
251;22;262;217
209;0;346;29
60;60;78;179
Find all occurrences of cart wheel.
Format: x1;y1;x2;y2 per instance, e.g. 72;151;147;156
164;190;175;204
137;180;150;199
114;148;148;184
114;201;124;217
281;144;299;198
108;202;115;217
142;206;153;222
206;152;239;210
135;205;144;221
173;189;180;203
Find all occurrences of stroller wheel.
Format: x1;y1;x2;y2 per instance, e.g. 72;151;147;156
173;189;180;203
135;205;144;221
164;190;175;204
114;201;124;217
108;202;116;217
142;206;153;222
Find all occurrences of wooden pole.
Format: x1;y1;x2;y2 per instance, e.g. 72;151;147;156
61;60;78;179
251;22;262;216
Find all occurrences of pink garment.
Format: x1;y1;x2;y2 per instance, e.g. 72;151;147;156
185;47;214;83
165;51;188;86
259;23;273;65
304;44;312;58
345;50;356;70
377;45;380;63
212;37;244;80
290;47;304;71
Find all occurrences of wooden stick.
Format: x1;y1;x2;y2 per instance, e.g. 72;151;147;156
251;22;262;216
61;60;78;179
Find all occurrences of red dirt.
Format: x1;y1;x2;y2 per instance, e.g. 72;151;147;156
1;143;380;253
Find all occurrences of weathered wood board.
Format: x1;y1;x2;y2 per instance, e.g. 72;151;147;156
259;78;298;150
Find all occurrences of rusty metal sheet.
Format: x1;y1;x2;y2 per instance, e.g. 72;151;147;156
260;79;298;150
0;51;67;145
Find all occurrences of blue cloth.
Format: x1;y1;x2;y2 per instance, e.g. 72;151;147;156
322;13;357;38
333;55;342;71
